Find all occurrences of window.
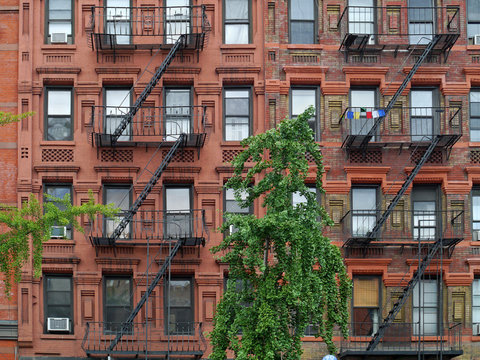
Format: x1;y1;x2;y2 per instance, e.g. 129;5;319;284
44;184;73;239
289;0;316;44
165;0;191;44
44;275;73;333
352;276;380;336
412;186;438;240
470;90;480;141
165;277;194;334
473;279;480;335
45;88;73;141
104;88;132;141
224;188;252;234
224;89;251;141
292;186;317;208
408;0;434;45
473;189;480;241
45;0;73;44
350;89;377;139
104;276;132;332
291;88;319;140
412;279;438;335
468;0;480;41
351;187;377;237
165;88;191;140
104;186;131;239
165;186;192;239
348;0;375;44
105;0;131;45
224;0;249;44
410;89;438;142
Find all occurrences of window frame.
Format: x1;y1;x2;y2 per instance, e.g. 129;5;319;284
103;275;133;333
163;87;193;139
104;0;132;46
409;87;440;142
411;185;440;241
349;87;379;140
164;0;192;44
467;0;480;41
290;87;320;141
289;0;317;44
43;183;73;239
45;0;74;44
412;277;439;336
350;185;379;237
351;275;381;337
407;0;435;45
348;0;376;45
472;188;480;240
223;87;252;141
223;0;251;44
103;184;132;239
44;87;74;141
164;276;194;335
43;274;73;334
223;187;253;236
473;278;480;334
470;89;480;141
164;184;193;239
103;86;133;141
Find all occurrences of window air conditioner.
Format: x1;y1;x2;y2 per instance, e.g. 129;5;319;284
473;230;480;241
47;317;70;332
474;323;480;336
51;226;67;239
50;32;68;43
474;35;480;45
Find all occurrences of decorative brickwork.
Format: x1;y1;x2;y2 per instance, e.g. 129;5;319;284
101;150;133;162
222;149;242;163
162;149;194;162
42;149;74;162
471;150;480;164
411;149;443;164
349;150;382;164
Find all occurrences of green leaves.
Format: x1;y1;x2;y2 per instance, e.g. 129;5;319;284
0;191;118;295
0;111;35;126
210;107;351;359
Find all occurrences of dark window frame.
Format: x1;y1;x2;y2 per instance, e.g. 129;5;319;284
351;275;381;337
164;0;193;45
407;0;435;45
223;0;251;44
349;87;379;139
103;275;133;333
409;87;440;142
45;0;74;44
164;276;194;335
411;185;440;241
290;87;320;141
470;89;480;141
350;185;379;237
289;0;318;44
412;277;440;336
473;278;480;334
43;274;73;334
163;86;193;138
164;184;193;239
44;87;74;141
467;0;480;40
472;188;480;240
43;183;73;239
104;0;133;46
103;86;133;140
103;184;132;239
223;187;253;236
223;87;252;141
348;0;376;45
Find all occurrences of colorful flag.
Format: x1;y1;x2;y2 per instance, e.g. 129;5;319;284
360;107;367;112
347;111;354;119
354;112;360;119
372;110;379;118
378;109;386;117
366;111;372;119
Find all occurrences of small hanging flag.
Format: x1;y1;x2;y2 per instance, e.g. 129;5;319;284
347;111;354;119
354;112;360;119
360;107;367;112
366;111;372;119
372;110;379;118
378;109;386;117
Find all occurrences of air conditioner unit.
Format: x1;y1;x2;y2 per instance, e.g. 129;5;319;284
474;323;480;336
47;317;70;332
473;230;480;241
474;35;480;45
50;32;68;43
51;226;67;239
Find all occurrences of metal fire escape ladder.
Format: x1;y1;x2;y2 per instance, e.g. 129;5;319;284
358;35;442;150
108;239;184;353
109;35;186;146
109;134;186;241
366;238;443;351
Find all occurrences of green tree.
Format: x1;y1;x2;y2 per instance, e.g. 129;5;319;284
0;111;35;126
209;107;351;359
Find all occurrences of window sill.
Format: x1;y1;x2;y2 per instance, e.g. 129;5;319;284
40;141;76;146
472;335;480;342
467;45;480;50
286;44;323;50
44;238;75;244
40;333;76;340
41;44;77;51
221;141;244;146
220;44;256;50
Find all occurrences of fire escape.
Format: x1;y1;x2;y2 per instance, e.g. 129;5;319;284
337;4;464;359
82;5;209;359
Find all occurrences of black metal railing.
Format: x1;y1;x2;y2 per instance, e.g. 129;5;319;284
338;106;462;148
82;321;206;357
337;6;460;50
90;105;207;147
87;5;208;51
340;322;462;355
86;209;207;246
340;209;464;242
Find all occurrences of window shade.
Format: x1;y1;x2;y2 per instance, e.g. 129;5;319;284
353;277;379;307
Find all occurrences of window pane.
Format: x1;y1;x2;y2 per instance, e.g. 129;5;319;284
105;188;130;210
168;280;191;307
351;90;375;108
411;90;433;112
292;89;316;116
166;89;190;107
106;89;130;109
291;0;314;20
290;21;314;44
225;90;249;98
468;23;480;39
166;188;190;211
225;24;249;44
225;0;248;20
48;91;71;115
106;0;130;20
226;188;249;213
226;98;249;115
468;0;480;21
225;117;249;141
105;278;131;305
47;277;71;291
352;188;376;210
47;117;71;141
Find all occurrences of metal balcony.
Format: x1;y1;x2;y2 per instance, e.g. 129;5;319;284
90;105;207;148
339;322;462;359
86;5;208;52
86;209;207;247
341;209;464;248
339;106;462;152
82;321;206;358
337;6;460;60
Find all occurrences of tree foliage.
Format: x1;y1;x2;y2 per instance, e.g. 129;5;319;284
0;193;118;294
209;107;351;359
0;111;35;126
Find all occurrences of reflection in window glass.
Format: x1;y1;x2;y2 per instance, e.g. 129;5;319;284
290;0;315;44
46;89;72;141
165;278;193;335
104;277;132;332
105;89;131;141
292;89;317;139
165;89;191;139
224;90;250;141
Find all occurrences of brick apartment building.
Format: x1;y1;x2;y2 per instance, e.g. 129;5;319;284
8;0;480;359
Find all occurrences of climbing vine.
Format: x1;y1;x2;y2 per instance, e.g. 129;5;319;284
209;107;351;359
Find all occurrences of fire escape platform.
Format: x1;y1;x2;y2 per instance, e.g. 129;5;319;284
339;349;463;360
94;132;206;148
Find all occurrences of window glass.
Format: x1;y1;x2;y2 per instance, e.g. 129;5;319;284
106;0;130;45
44;276;72;333
291;89;317;139
165;278;193;334
165;187;191;238
350;89;376;137
47;0;72;43
348;0;374;40
225;188;252;235
225;0;249;44
352;276;379;336
290;0;315;44
292;186;317;208
46;89;72;141
412;279;438;335
165;89;191;139
411;89;434;141
408;0;434;44
473;279;480;334
224;89;250;141
44;185;73;239
473;190;480;240
471;91;480;141
412;186;437;240
165;0;190;44
104;277;132;332
105;89;131;141
104;186;131;239
351;187;377;237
